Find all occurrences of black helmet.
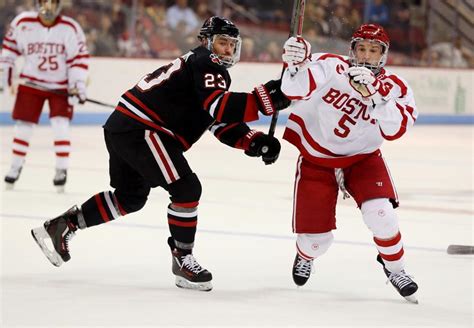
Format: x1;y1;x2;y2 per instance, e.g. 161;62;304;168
198;16;242;68
198;16;240;40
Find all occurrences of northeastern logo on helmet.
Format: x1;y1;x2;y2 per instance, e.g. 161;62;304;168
210;53;223;65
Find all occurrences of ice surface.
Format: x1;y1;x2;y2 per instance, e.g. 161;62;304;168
1;125;472;327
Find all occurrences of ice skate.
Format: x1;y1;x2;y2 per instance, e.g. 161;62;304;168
4;166;22;190
168;237;213;291
53;169;67;193
377;255;419;304
31;206;79;267
292;253;313;286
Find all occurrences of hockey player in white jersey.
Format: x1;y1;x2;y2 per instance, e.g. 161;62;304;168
1;0;89;192
281;23;419;303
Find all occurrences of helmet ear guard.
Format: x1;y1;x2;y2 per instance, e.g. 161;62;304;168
198;16;242;68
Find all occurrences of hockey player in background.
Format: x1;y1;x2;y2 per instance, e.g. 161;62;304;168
1;0;89;192
31;16;290;291
281;24;419;303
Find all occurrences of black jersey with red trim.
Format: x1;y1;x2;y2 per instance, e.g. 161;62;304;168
104;46;261;150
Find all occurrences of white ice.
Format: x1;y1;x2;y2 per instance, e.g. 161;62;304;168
1;125;473;327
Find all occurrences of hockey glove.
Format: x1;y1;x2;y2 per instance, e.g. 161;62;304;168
68;81;87;106
282;37;311;65
245;133;281;165
253;79;291;116
347;66;388;105
282;37;311;75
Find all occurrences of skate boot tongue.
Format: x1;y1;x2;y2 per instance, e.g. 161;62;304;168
387;271;418;297
180;254;205;274
292;254;314;286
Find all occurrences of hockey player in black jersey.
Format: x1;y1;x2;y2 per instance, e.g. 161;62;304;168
31;16;291;291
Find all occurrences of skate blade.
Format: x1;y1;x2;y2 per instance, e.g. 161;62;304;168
55;185;65;193
175;276;212;292
5;182;14;190
404;293;418;304
31;226;64;267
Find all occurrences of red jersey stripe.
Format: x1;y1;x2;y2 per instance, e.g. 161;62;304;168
124;91;165;124
317;53;350;65
70;63;88;70
380;103;408;140
288;114;343;157
203;90;224;110
2;44;21;56
216;92;230;122
386;74;407;98
66;54;90;64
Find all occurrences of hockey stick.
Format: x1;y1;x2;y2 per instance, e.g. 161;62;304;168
268;0;306;138
24;82;116;109
446;245;474;255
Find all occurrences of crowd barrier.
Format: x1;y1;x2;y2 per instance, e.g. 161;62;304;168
1;58;472;125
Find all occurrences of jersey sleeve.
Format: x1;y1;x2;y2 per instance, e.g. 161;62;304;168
371;75;418;140
209;121;256;150
281;53;330;101
192;53;260;123
1;15;22;88
65;18;89;88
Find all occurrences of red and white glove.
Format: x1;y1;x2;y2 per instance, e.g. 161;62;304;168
282;37;311;75
347;66;387;104
68;81;87;106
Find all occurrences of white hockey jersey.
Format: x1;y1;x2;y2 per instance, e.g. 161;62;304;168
281;53;418;168
1;11;89;90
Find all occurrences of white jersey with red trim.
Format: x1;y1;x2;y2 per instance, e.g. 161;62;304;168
1;11;89;90
281;53;418;168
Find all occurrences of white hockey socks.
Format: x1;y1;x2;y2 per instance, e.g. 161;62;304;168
50;116;71;170
361;198;405;273
10;120;34;169
296;232;334;260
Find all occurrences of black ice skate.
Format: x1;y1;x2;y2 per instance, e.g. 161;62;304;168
292;253;313;286
168;237;213;291
4;166;22;190
31;206;79;267
377;254;418;304
53;169;67;193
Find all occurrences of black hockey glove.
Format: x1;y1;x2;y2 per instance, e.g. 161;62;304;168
245;133;281;165
253;79;291;116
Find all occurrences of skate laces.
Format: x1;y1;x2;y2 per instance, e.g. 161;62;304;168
294;257;313;278
387;270;414;289
180;254;204;274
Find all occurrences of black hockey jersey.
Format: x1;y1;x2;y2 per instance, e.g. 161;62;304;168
104;46;261;150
